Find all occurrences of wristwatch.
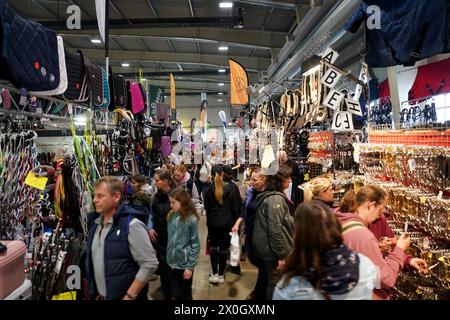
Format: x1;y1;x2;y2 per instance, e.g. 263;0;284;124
126;292;137;300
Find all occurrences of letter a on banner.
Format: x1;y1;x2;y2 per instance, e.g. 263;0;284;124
324;90;345;110
345;99;363;116
331;112;354;132
322;48;340;65
321;67;342;89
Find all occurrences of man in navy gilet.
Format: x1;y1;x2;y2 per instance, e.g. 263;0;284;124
86;176;158;300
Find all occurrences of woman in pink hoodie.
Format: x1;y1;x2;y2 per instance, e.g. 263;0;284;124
335;185;410;300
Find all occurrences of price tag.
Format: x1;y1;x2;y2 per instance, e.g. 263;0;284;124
437;191;443;200
25;172;48;190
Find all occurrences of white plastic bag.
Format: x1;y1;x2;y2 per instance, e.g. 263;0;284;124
229;232;241;267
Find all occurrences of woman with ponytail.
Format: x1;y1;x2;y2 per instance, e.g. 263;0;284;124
203;165;242;284
302;177;334;207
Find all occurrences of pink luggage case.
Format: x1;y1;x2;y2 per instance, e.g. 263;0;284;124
0;241;26;299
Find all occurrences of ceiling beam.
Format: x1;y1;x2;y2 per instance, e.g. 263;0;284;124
79;48;270;71
59;27;285;50
235;0;296;10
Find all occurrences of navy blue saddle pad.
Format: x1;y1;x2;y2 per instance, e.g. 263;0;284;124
0;0;60;91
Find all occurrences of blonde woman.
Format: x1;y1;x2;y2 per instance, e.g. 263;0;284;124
301;177;334;207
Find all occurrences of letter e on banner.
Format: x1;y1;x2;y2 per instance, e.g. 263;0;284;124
345;99;363;116
331;112;354;132
324;90;345;110
321;67;342;89
322;48;340;65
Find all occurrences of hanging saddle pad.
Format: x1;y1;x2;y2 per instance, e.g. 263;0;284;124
111;74;127;110
99;66;110;110
128;81;145;115
0;0;59;91
0;88;10;109
85;58;103;107
62;49;88;102
29;36;67;96
138;82;147;113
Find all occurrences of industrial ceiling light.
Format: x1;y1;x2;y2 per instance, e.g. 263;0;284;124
218;69;226;73
219;2;233;8
218;99;223;102
90;38;102;44
218;83;225;86
218;45;229;51
121;62;130;67
218;92;224;95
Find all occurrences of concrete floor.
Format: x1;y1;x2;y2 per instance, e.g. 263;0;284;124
148;215;258;300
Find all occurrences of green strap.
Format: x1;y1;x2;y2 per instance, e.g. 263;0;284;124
341;222;366;235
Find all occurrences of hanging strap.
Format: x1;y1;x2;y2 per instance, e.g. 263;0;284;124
341;221;366;235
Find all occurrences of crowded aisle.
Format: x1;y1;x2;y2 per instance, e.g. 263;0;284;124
0;0;449;303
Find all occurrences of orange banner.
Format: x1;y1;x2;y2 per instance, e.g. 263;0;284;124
229;59;249;106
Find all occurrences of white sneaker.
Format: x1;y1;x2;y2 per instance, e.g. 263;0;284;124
218;275;225;284
209;274;219;283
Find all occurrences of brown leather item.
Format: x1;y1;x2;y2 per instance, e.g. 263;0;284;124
0;240;26;299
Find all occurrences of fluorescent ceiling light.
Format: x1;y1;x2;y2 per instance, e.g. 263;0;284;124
258;85;265;94
218;83;225;86
218;45;229;51
218;99;223;102
121;62;130;67
90;38;102;44
218;92;224;95
218;69;226;73
219;2;233;8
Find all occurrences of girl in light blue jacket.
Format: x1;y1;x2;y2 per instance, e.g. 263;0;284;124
273;200;378;300
167;187;200;300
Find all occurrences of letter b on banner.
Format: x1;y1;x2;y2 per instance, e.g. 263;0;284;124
321;67;342;89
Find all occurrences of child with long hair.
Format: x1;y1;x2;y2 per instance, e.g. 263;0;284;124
166;187;200;300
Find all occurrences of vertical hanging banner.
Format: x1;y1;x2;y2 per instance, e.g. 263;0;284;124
148;85;165;117
170;73;176;121
353;62;369;101
95;0;106;43
200;95;208;143
229;59;249;107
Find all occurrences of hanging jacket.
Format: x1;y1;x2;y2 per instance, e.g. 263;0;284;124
252;191;294;262
85;203;149;300
346;0;450;67
335;210;405;300
166;212;200;271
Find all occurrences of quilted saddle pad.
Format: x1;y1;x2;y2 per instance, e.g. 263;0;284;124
111;74;127;109
99;66;110;110
62;49;88;102
0;0;59;91
30;35;67;96
84;58;103;107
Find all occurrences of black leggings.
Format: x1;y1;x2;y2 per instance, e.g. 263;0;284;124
169;268;193;300
208;227;231;276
